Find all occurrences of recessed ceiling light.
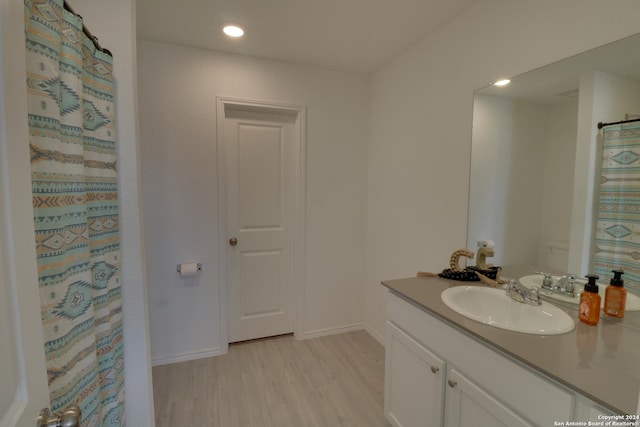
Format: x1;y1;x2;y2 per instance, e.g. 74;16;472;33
493;79;511;87
223;25;245;38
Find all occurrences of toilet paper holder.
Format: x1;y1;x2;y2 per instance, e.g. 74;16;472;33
176;263;203;273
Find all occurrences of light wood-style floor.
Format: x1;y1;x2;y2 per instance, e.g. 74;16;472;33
152;330;392;427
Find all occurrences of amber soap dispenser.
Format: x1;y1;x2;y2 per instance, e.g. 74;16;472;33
579;274;601;326
604;269;626;318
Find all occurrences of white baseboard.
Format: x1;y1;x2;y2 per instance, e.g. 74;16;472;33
151;346;224;367
299;322;365;340
365;324;385;347
152;323;385;366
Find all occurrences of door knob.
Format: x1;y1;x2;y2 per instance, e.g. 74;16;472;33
229;237;238;247
37;404;81;427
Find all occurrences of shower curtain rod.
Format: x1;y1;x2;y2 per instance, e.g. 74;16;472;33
597;118;640;129
63;0;112;57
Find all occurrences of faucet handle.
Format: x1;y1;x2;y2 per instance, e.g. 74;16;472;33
534;271;554;288
534;271;552;281
564;274;577;297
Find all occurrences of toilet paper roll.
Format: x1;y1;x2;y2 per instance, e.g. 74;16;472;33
179;262;199;278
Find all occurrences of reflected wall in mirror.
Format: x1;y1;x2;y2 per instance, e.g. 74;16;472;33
468;33;640;292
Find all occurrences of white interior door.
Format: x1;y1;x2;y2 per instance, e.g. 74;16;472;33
0;1;51;425
223;104;298;343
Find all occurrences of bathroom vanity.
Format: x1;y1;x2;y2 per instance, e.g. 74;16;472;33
382;275;640;427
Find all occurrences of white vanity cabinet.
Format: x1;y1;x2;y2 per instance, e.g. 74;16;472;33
385;321;445;426
385;291;577;427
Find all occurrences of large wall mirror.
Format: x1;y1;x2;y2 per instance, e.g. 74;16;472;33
467;33;640;291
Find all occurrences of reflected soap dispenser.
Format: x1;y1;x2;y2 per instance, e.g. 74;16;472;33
579;274;601;326
604;269;626;318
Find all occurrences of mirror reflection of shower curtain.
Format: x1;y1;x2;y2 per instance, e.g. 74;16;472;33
592;122;640;292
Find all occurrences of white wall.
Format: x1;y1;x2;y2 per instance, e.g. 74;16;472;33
63;1;156;425
137;41;370;363
365;0;640;341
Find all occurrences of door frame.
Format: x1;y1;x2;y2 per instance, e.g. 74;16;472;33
216;97;306;352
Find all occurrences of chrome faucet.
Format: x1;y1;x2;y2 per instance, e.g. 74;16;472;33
556;273;577;297
534;271;576;297
534;271;554;290
505;280;542;306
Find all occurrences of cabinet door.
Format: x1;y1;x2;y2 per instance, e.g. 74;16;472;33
444;368;532;427
385;321;446;427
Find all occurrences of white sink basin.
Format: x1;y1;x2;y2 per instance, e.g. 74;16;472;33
441;286;575;335
518;275;640;311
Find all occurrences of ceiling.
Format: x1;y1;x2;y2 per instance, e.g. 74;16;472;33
136;0;479;73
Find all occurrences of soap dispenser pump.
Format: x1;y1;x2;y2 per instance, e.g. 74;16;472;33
579;274;601;326
604;269;626;318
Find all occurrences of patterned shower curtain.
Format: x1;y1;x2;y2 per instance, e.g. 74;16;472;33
593;122;640;293
25;1;124;426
